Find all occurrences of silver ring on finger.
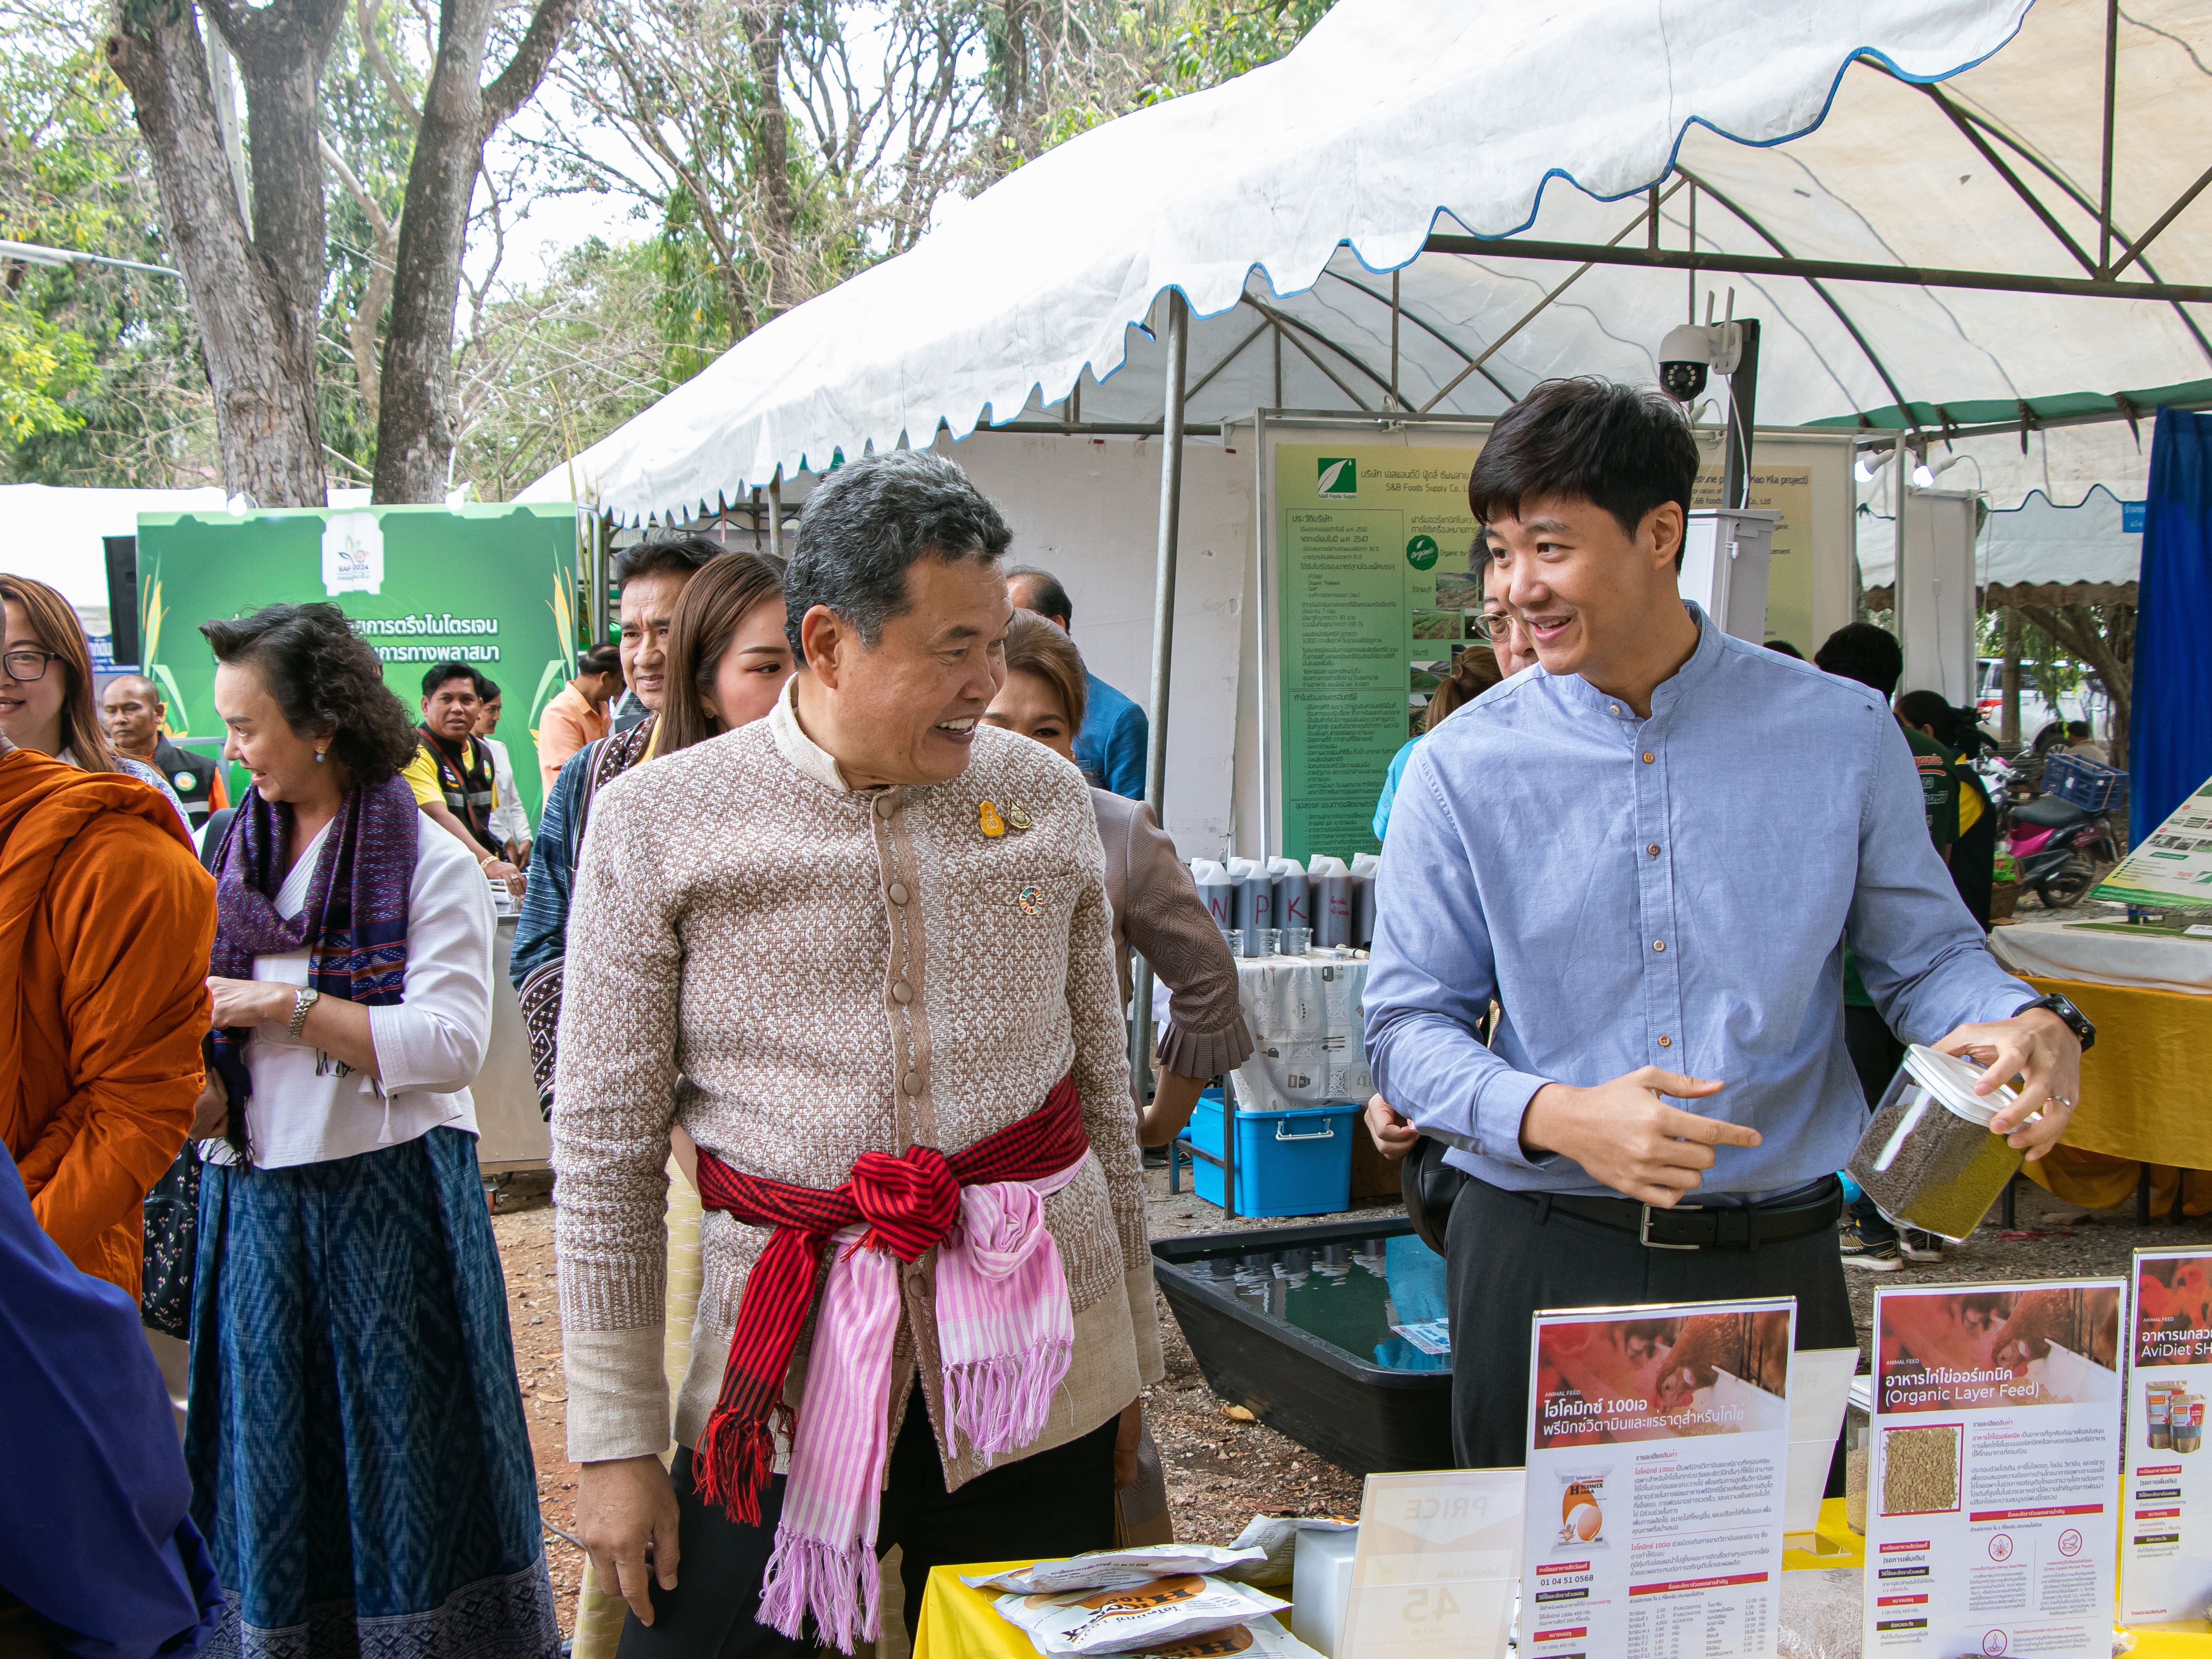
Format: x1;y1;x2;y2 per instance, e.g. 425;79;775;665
2051;1095;2073;1110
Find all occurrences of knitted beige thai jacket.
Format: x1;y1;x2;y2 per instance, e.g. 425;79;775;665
553;681;1162;1482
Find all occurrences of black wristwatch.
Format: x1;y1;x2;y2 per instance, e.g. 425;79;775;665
2013;991;2095;1053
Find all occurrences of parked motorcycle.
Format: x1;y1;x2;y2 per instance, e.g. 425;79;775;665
2001;792;2119;909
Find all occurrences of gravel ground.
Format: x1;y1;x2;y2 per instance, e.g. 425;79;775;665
494;1150;2202;1640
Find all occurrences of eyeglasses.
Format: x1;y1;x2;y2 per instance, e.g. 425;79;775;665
1468;612;1504;644
1;649;62;682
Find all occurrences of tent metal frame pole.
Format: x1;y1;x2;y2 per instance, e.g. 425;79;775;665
1418;179;1687;414
2098;0;2120;275
2112;160;2212;278
1418;232;2212;304
1132;290;1189;1134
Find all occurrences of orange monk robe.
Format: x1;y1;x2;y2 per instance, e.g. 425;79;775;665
0;747;216;1298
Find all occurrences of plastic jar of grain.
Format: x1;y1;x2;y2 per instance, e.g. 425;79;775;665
1845;1045;2028;1242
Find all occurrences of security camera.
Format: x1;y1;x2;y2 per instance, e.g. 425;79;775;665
1658;324;1711;403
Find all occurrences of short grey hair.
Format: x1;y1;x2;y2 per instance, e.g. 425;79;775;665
783;451;1014;660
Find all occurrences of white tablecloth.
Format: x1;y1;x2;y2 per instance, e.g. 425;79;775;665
1222;953;1374;1113
1988;919;2212;997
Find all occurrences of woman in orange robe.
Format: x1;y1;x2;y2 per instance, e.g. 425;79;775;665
0;737;215;1297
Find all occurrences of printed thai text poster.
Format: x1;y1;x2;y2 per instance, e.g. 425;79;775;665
1867;1280;2124;1657
2122;1249;2212;1627
1522;1297;1795;1659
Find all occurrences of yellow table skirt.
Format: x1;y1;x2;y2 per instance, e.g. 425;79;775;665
916;1501;1869;1659
2015;976;2212;1216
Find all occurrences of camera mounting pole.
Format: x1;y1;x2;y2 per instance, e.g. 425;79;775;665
1722;319;1760;510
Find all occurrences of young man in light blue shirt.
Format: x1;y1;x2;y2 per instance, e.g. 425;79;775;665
1363;378;2090;1468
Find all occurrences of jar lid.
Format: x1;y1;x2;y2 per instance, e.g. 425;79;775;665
1901;1044;2020;1128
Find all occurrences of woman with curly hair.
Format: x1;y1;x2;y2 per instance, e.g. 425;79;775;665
190;602;558;1659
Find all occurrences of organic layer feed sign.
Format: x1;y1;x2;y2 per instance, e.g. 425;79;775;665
136;503;581;825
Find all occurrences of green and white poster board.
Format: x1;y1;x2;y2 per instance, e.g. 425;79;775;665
134;502;583;825
1257;417;1854;864
2094;770;2212;909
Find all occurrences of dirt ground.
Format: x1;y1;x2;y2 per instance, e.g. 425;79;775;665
493;1154;2200;1637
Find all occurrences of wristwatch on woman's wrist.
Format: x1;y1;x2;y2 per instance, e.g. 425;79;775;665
2012;990;2095;1052
288;986;322;1040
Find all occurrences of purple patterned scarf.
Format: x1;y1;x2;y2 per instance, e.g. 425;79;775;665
206;774;420;1162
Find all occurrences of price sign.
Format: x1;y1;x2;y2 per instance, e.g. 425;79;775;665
1343;1468;1523;1657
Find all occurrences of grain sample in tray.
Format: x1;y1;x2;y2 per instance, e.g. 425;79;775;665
1881;1424;1962;1515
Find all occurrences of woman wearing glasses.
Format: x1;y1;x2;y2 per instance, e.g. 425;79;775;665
1;573;190;829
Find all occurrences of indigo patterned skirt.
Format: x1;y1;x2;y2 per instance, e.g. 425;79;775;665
185;1126;559;1659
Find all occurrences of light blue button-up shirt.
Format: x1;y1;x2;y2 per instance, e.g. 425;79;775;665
1363;605;2031;1200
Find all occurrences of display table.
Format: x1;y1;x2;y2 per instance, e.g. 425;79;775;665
2000;972;2212;1218
1990;918;2212;996
1984;920;2212;1217
912;1502;2212;1659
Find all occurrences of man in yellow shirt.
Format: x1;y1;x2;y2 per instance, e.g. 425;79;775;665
403;662;523;898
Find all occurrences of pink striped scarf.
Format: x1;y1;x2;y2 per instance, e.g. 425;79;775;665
758;1159;1086;1650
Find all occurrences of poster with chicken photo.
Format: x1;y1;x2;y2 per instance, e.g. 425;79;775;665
1867;1280;2123;1658
2122;1249;2212;1626
1521;1298;1795;1659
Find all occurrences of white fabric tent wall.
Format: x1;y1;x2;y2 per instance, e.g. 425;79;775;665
1855;481;2143;589
0;483;229;641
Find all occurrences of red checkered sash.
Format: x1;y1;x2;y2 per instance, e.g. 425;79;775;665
688;1073;1087;1524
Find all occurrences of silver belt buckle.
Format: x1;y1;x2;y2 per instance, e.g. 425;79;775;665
1639;1202;1704;1250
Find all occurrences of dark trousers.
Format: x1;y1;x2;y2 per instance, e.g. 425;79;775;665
1444;1174;1857;1471
617;1391;1119;1659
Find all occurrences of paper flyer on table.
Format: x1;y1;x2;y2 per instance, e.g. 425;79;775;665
2122;1248;2212;1627
1521;1297;1795;1659
1866;1280;2123;1658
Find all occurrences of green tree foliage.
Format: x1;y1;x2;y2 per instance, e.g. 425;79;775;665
0;31;217;482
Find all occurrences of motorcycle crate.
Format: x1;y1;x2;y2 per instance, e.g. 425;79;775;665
2042;753;2127;815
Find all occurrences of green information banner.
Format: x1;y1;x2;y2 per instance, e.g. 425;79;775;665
1276;444;1482;862
135;503;582;824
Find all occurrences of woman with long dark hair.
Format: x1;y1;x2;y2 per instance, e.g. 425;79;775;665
190;602;557;1659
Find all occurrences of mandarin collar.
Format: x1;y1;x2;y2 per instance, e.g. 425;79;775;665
768;675;856;794
1553;601;1717;723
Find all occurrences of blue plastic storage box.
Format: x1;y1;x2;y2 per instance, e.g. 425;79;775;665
2042;753;2127;815
1186;1091;1358;1218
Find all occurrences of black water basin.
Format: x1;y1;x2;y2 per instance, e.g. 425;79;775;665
1151;1218;1453;1477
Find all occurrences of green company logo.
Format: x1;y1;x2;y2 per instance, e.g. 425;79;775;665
1317;457;1356;497
1405;534;1439;570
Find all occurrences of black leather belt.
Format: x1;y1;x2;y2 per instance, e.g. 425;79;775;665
1512;1175;1843;1252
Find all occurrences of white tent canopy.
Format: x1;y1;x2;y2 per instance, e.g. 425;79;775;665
523;0;2212;522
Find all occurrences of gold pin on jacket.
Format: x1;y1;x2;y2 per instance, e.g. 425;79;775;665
1006;804;1033;832
979;801;1006;837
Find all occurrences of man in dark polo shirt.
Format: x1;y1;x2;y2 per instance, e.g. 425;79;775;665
99;673;226;830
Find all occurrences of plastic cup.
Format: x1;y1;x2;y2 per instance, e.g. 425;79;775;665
1258;928;1283;956
1222;927;1245;957
1282;927;1312;955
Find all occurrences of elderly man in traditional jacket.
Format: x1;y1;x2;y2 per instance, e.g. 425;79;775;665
555;451;1159;1657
